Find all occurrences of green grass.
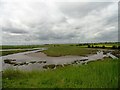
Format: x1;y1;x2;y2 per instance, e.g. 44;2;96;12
93;44;113;47
91;44;119;48
1;43;119;49
2;58;119;88
0;50;31;56
0;43;119;56
80;44;119;48
0;45;49;56
0;45;45;49
43;46;98;57
42;43;119;57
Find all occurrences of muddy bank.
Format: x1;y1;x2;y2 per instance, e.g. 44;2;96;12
1;49;118;71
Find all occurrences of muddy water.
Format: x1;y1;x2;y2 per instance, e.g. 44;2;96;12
1;48;111;71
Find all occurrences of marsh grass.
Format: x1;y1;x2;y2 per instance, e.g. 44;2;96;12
2;58;119;88
43;46;97;57
0;45;45;49
0;50;31;56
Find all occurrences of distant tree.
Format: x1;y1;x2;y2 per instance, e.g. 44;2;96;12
91;45;94;48
76;44;78;46
95;46;99;48
81;44;83;46
102;45;105;49
76;44;81;46
112;45;117;49
88;44;91;48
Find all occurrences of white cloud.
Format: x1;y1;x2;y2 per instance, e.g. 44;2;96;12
0;0;118;45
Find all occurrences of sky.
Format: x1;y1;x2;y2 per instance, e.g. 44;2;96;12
0;0;119;45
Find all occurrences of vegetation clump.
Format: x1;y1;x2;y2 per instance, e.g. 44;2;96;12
29;61;37;64
43;64;56;69
4;59;16;64
56;64;63;68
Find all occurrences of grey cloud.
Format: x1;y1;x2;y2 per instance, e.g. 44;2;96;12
104;15;118;26
94;30;118;42
34;27;77;41
57;2;112;18
0;1;118;45
2;27;28;34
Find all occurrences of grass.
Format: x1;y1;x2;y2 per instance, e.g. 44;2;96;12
0;43;119;56
1;43;119;49
0;44;49;56
80;44;119;48
42;43;119;57
43;46;98;57
0;45;45;49
0;50;31;56
90;44;119;48
2;58;119;88
92;44;113;47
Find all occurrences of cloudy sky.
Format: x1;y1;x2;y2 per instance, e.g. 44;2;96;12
0;0;118;45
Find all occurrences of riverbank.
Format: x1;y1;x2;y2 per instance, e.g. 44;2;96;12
2;46;118;71
0;48;45;56
1;51;105;71
2;58;119;88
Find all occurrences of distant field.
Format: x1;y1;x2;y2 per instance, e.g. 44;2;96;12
0;43;119;56
2;58;119;88
79;43;119;48
43;46;98;57
0;45;45;49
0;43;119;49
0;45;47;56
0;50;31;56
90;43;119;48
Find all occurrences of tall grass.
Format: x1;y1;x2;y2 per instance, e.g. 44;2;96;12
2;58;119;88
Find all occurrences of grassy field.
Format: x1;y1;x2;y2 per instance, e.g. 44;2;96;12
79;43;119;48
0;50;32;56
90;44;119;48
0;45;45;49
1;42;119;49
92;44;115;48
0;45;48;56
0;43;119;56
2;58;119;88
43;46;98;57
